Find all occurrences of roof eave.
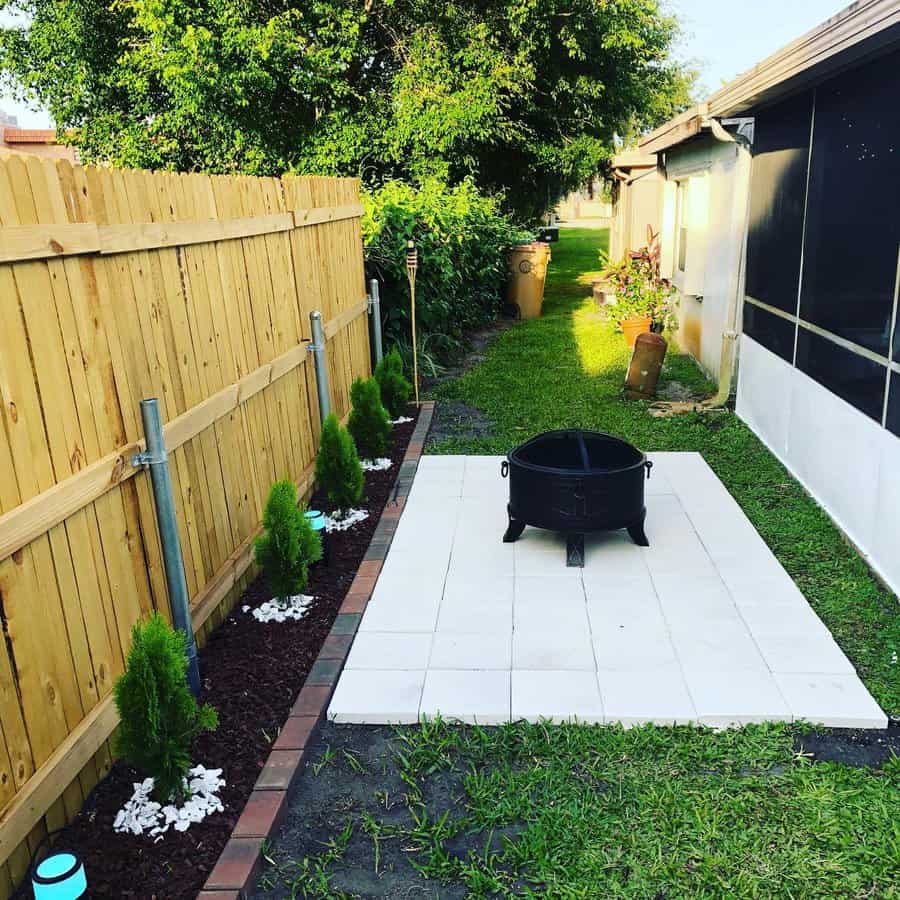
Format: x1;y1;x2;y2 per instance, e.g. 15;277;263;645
636;0;900;156
708;0;900;116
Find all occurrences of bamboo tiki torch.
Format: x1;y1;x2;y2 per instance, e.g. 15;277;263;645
406;240;420;404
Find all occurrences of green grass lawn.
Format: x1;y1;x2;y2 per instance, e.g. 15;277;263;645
430;227;899;718
259;228;900;900
262;720;900;898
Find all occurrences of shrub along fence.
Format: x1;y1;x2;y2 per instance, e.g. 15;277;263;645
0;155;371;894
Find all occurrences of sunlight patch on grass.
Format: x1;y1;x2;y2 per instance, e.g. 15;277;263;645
572;296;630;377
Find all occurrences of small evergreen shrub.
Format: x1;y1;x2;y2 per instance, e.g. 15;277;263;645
374;348;412;418
114;613;218;803
348;377;391;459
315;413;364;510
254;479;322;601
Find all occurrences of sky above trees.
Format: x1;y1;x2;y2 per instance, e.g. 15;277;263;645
2;0;849;129
674;0;847;95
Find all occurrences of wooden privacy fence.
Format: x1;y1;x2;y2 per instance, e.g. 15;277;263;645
0;154;372;893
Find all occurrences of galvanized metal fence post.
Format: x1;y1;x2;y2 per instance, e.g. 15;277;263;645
133;398;201;695
309;310;331;422
368;278;383;366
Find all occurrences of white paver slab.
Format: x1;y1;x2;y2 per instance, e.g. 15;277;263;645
682;667;792;726
420;670;511;724
671;618;769;672
346;632;433;670
437;575;513;633
774;673;887;728
358;595;441;632
512;670;604;723
430;632;512;669
582;532;650;576
331;453;887;728
599;663;696;726
329;669;425;723
753;633;856;675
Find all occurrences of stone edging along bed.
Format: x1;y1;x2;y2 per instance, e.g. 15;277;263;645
199;401;435;899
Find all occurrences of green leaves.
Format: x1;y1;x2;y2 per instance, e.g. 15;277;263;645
348;376;391;459
315;412;364;511
374;348;413;418
1;0;693;212
113;612;218;804
253;479;322;602
363;178;529;365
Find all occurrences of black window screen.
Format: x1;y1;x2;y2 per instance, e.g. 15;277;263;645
742;303;795;363
745;91;814;314
799;50;900;358
795;329;885;422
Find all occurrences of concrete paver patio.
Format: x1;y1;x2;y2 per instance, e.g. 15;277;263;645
328;453;887;729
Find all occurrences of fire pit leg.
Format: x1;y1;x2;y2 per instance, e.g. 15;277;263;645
627;513;649;547
502;509;526;543
566;533;585;567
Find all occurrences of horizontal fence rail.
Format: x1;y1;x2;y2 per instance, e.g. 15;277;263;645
0;203;365;263
0;158;371;895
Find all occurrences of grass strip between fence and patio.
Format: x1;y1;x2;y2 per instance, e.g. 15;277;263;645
430;227;900;720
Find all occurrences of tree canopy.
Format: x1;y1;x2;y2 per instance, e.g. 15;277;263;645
0;0;693;217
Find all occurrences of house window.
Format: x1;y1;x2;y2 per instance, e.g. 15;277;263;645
675;180;688;272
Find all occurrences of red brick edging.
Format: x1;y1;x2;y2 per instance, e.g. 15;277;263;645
200;401;435;897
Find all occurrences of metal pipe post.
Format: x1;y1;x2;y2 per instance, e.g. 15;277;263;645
309;310;331;422
368;278;384;366
135;398;201;695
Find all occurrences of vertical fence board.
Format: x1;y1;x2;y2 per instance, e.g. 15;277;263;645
0;160;370;895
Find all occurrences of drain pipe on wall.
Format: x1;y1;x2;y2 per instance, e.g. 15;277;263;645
706;116;753;407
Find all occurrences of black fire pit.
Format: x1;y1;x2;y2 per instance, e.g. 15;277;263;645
501;429;652;566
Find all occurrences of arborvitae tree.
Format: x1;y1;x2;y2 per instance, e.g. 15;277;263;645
254;479;322;601
315;413;364;511
374;348;412;418
114;613;218;803
347;377;391;459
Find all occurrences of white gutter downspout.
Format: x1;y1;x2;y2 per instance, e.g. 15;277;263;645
704;117;753;405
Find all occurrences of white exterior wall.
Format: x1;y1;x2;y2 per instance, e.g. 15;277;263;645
610;168;663;262
737;336;900;596
661;137;751;380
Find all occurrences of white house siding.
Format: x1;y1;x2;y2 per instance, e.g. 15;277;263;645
610;165;663;262
738;336;900;596
661;136;751;381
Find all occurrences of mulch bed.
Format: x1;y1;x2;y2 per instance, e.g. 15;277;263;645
30;410;419;900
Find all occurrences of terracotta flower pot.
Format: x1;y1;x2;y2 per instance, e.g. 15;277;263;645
621;315;652;348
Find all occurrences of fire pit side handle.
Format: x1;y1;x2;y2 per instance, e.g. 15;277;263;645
644;459;653;480
501;460;509;478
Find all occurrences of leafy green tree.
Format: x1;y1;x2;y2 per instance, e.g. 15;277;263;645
0;0;693;217
114;613;218;803
253;480;321;601
315;413;364;510
374;348;412;418
348;376;391;459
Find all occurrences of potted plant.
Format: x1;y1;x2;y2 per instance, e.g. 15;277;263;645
601;232;677;347
595;250;629;310
618;262;677;344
